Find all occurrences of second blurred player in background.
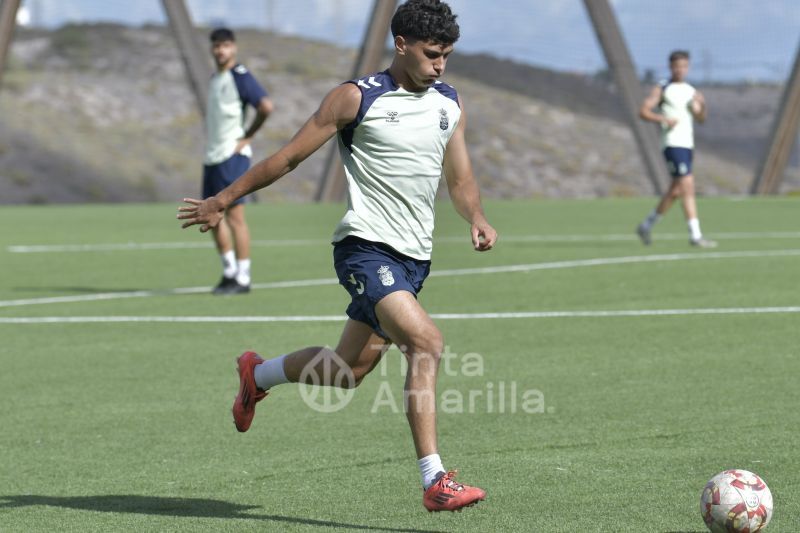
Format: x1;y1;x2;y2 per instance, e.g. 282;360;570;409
637;50;716;248
203;28;274;294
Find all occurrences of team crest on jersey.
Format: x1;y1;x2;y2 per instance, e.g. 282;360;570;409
386;111;400;123
377;265;395;287
439;108;449;130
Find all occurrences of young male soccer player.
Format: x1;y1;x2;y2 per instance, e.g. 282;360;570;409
179;0;495;512
203;28;274;294
636;50;716;248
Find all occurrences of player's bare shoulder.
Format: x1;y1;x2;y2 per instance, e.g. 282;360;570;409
454;93;467;127
646;84;663;105
312;83;361;130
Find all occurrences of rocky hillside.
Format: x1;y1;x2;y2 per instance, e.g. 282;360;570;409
0;24;797;204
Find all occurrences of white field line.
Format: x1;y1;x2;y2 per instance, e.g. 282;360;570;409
7;231;800;253
428;248;800;277
2;306;800;324
0;278;337;308
1;249;799;309
6;239;325;253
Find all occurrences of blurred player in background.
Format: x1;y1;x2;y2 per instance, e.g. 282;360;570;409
203;28;273;294
637;50;716;248
179;0;494;512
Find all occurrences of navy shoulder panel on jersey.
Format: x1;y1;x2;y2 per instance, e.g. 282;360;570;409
340;70;398;151
231;64;268;108
433;80;459;107
351;70;398;125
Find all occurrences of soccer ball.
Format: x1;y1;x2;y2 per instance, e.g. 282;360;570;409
700;469;773;532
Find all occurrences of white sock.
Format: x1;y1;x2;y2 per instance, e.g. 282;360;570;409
418;453;445;489
688;218;702;241
253;355;288;390
236;259;251;286
642;209;660;230
221;250;237;278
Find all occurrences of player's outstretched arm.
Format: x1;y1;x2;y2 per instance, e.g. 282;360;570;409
443;97;497;252
178;84;361;232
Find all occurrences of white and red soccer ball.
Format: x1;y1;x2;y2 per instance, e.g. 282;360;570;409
700;469;773;533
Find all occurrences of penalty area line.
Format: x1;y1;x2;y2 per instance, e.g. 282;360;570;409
2;306;800;324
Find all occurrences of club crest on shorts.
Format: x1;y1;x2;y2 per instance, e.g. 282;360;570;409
377;265;395;287
439;108;449;130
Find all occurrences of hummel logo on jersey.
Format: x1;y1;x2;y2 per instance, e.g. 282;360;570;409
386;111;399;123
439;108;449;130
357;76;382;89
348;273;365;295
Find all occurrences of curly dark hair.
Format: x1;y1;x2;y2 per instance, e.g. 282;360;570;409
390;0;460;45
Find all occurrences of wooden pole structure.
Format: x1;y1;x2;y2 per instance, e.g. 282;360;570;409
0;0;21;90
161;0;213;117
584;0;668;195
315;0;398;202
750;40;800;194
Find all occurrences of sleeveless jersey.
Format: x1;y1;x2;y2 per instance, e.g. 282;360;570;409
659;80;696;149
331;70;461;260
204;64;268;165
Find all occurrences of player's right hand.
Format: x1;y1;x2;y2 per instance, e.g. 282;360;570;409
471;220;497;252
177;197;224;232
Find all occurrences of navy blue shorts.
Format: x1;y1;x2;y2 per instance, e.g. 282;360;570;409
333;236;431;339
663;147;693;178
202;153;250;205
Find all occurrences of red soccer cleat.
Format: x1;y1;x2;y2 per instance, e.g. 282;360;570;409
423;470;486;512
232;351;268;432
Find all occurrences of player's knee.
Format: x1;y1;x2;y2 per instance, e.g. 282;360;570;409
226;215;246;230
406;329;444;365
682;178;695;195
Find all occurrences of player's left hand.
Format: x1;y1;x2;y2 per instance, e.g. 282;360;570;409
177;197;224;232
471;220;497;251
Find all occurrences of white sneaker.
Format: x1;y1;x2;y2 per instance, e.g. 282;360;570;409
690;238;718;248
636;224;652;245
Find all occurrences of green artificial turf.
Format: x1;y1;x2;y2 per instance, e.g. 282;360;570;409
1;197;798;532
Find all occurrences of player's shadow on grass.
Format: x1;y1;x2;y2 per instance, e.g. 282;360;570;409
0;495;445;533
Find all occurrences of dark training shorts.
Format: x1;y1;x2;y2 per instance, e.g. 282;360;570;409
663;147;693;178
202;153;250;205
333;236;431;339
